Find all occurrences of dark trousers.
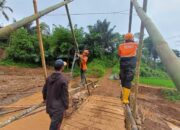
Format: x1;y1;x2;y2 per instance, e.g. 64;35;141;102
120;57;136;89
120;68;135;89
80;69;86;83
49;113;64;130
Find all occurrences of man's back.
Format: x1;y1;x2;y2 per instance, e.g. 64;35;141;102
118;42;138;58
43;72;69;116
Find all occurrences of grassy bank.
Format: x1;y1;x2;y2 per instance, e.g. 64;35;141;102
139;77;175;88
111;62;175;88
0;59;39;68
111;62;180;101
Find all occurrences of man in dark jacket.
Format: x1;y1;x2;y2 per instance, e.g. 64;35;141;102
42;59;69;130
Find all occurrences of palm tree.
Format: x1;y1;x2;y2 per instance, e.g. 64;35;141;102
85;19;116;58
0;0;13;21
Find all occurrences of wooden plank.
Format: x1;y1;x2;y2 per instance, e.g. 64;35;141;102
62;95;125;130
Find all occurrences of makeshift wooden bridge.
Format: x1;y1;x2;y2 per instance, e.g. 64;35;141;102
63;95;125;130
0;93;126;130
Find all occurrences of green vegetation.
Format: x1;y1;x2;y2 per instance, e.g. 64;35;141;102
162;89;180;101
112;63;119;75
140;63;169;78
7;28;40;64
139;77;175;88
73;57;117;78
0;18;179;92
87;57;115;77
0;59;38;68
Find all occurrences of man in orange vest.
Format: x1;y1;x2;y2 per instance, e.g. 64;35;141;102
78;50;89;84
118;33;138;104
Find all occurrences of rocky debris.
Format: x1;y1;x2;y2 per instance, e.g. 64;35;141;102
72;90;89;110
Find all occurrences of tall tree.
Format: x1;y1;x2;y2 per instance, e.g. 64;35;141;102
144;37;158;68
49;25;84;59
0;0;13;21
84;19;116;58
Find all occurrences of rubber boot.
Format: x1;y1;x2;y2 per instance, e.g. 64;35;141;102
122;87;130;104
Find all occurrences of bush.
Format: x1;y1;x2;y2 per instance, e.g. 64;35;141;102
72;57;117;78
6;28;40;64
140;63;169;78
87;61;106;77
162;89;180;101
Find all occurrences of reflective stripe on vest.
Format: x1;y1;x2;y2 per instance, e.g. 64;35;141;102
118;42;138;58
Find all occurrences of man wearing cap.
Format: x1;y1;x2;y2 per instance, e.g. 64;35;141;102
118;33;138;104
42;59;69;130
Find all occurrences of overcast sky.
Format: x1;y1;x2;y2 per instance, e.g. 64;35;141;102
0;0;180;50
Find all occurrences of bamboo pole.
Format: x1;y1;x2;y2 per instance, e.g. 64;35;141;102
133;0;148;118
64;0;80;78
128;1;133;33
33;0;47;79
125;104;138;130
0;91;38;95
131;0;180;91
0;0;73;38
0;103;44;128
64;1;79;53
0;108;28;116
0;105;33;109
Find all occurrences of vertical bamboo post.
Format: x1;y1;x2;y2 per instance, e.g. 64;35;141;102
127;2;134;129
33;0;47;79
128;1;133;33
64;1;80;78
133;0;148;118
64;1;79;53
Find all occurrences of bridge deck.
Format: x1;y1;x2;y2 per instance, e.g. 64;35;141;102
63;95;125;130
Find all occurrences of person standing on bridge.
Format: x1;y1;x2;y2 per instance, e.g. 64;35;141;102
78;49;89;85
118;33;138;104
42;59;69;130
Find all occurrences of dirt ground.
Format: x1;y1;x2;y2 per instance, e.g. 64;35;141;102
0;66;50;105
0;66;180;130
138;86;180;130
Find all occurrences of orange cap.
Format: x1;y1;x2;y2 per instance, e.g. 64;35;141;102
124;33;134;40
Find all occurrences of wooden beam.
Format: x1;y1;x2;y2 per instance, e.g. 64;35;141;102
128;1;133;33
133;0;148;118
0;103;44;128
33;0;47;79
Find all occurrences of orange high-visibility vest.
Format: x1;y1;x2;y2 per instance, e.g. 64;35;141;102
80;55;88;70
118;42;138;57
